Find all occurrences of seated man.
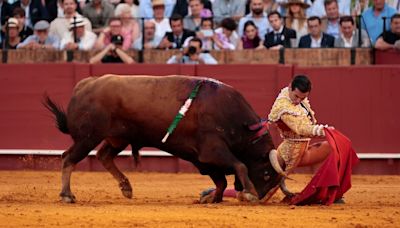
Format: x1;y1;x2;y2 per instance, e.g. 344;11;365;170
166;37;217;64
132;20;163;50
263;11;296;50
89;35;135;64
299;16;335;48
17;20;60;49
375;14;400;51
158;13;196;49
1;17;21;49
334;16;370;48
60;18;97;51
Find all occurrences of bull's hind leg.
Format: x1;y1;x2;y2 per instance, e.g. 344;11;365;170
96;141;133;199
60;140;101;203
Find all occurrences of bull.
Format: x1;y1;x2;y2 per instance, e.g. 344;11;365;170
43;75;282;203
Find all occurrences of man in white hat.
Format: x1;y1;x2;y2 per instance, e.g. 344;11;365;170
148;0;172;38
1;17;21;49
49;0;92;41
17;20;60;49
60;18;97;50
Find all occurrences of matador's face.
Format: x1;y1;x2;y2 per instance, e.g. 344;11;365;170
288;88;309;105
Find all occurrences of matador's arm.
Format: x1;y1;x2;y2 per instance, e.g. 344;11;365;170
280;113;327;137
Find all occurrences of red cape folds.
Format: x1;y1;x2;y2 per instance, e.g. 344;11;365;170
290;128;360;205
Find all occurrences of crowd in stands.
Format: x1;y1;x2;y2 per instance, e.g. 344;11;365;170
0;0;399;64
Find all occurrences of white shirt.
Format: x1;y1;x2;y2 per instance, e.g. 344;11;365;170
149;18;171;38
49;13;92;40
341;32;354;48
60;30;97;51
311;35;322;48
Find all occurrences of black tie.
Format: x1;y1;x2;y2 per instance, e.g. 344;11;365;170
175;36;180;48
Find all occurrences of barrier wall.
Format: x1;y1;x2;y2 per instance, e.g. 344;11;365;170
0;64;399;174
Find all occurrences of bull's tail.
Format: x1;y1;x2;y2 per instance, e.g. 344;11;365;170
42;94;69;134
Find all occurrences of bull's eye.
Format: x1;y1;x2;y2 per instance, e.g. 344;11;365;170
264;171;268;175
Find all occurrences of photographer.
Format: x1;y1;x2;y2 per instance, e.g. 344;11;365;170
166;37;217;64
89;35;135;64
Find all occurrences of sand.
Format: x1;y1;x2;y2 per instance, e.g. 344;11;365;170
0;171;399;227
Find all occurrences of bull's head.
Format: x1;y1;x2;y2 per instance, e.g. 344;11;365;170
242;128;283;202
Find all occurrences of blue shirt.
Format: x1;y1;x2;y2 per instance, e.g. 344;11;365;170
237;12;271;39
361;4;397;45
17;34;60;49
326;20;340;39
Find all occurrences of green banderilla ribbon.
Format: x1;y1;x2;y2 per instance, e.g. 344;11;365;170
161;80;203;143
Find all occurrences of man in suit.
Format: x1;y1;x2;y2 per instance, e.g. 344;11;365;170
158;13;196;49
263;11;296;50
11;0;49;29
299;16;335;48
334;16;370;48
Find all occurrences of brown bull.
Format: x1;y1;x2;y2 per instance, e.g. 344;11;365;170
44;75;281;203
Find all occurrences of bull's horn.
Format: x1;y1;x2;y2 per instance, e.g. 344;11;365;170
280;178;295;197
269;149;290;179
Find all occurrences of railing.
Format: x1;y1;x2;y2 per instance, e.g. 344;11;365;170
0;48;374;65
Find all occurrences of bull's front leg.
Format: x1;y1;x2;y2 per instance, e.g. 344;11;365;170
233;162;259;202
199;172;227;203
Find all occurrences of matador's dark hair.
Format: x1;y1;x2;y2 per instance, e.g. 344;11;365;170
291;75;312;93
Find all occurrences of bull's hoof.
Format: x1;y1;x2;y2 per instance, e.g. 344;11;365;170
199;193;215;204
119;181;133;199
60;193;76;203
241;192;259;203
121;189;133;199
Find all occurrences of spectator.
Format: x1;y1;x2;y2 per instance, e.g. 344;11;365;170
82;0;114;34
167;37;218;64
214;17;241;50
95;18;131;50
263;11;296;49
375;14;400;50
262;0;279;14
1;17;21;49
158;13;196;49
121;0;139;19
334;15;370;47
139;0;175;18
322;0;341;39
149;0;172;38
238;0;270;39
307;0;351;17
299;16;335;47
49;0;92;41
361;0;396;45
172;0;212;18
351;0;370;16
212;0;246;24
11;0;49;29
12;7;33;41
60;17;97;50
240;20;263;49
282;0;309;46
18;20;60;49
184;0;211;32
115;3;140;46
90;34;135;63
195;17;214;51
132;20;163;50
1;0;13;32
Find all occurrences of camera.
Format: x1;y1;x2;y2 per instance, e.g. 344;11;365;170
187;46;197;56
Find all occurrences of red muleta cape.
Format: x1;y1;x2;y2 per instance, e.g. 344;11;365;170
290;128;360;205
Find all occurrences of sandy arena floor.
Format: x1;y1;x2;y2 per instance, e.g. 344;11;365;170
0;171;399;227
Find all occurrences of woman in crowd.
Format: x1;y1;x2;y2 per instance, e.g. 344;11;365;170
114;3;141;47
283;0;309;46
240;20;263;49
